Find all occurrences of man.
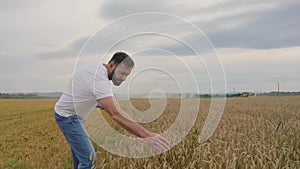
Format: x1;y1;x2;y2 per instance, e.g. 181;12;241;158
54;52;169;169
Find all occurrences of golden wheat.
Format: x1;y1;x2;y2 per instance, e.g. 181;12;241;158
0;96;299;168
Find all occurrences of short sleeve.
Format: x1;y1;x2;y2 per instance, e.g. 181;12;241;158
93;65;114;100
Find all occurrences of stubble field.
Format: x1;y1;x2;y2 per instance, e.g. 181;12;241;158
0;96;299;168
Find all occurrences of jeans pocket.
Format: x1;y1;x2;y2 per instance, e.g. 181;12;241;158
54;112;64;121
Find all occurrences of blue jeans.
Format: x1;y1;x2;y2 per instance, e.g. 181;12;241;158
54;112;96;169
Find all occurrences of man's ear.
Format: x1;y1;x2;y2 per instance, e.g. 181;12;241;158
109;61;115;68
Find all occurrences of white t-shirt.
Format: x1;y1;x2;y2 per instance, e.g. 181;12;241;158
55;63;113;119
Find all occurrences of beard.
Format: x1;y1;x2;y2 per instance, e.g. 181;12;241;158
109;68;122;86
112;76;122;86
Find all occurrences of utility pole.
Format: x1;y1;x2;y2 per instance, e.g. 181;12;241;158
233;88;235;95
277;82;280;96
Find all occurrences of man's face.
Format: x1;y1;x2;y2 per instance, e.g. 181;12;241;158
110;63;132;86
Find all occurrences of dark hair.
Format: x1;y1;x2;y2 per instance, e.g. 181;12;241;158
109;52;134;67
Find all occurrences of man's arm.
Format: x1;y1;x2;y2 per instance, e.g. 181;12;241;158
98;96;169;152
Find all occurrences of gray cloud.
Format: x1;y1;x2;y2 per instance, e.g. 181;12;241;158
38;0;300;60
5;0;297;92
0;52;74;92
206;1;300;49
97;0;300;50
33;0;300;94
36;36;89;60
0;0;42;10
98;0;166;20
36;12;217;60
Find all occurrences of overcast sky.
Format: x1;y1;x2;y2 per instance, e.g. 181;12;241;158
1;0;299;94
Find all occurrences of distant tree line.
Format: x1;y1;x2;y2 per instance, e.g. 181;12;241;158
198;91;300;98
257;91;300;96
0;92;46;99
1;91;300;99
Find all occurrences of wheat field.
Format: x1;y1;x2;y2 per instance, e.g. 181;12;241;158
0;96;299;168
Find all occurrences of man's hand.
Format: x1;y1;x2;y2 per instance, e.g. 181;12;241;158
143;132;170;152
98;96;170;152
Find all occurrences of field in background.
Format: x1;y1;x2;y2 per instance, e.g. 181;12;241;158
0;96;299;168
